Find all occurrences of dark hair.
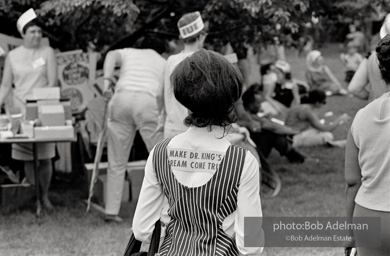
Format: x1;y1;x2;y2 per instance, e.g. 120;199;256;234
260;63;273;75
242;84;261;110
138;36;167;54
22;20;41;34
376;34;390;84
276;68;292;80
171;49;243;129
303;89;326;104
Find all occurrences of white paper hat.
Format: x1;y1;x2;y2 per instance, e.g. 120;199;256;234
17;8;37;34
275;60;291;74
380;13;390;39
178;11;204;39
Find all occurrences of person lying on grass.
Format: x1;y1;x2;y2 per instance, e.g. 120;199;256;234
284;89;350;147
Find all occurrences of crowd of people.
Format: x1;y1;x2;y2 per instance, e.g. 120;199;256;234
0;7;389;256
111;11;390;256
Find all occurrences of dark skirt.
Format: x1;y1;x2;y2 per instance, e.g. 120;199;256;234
354;203;390;256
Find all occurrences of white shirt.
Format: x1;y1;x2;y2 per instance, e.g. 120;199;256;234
133;126;264;255
163;51;195;137
9;45;53;102
350;93;390;211
115;48;166;97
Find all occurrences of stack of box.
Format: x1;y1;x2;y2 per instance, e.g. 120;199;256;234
22;87;74;139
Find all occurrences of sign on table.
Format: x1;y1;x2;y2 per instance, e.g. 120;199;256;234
56;50;97;113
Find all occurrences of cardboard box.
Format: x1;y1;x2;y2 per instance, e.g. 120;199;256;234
38;105;65;126
20;121;34;138
34;125;74;139
0;183;35;209
33;87;61;100
26;99;72;121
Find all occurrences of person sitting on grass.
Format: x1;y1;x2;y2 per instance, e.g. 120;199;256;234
284;89;350;148
241;84;306;164
340;42;363;83
260;60;301;118
306;50;348;96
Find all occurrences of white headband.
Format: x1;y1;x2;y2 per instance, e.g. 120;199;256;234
178;12;204;39
17;8;37;34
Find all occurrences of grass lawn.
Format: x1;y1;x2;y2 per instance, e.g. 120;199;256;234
0;44;368;256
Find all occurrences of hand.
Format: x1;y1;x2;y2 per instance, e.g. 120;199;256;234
337;113;350;125
103;89;113;100
237;126;250;138
234;125;257;148
248;120;262;133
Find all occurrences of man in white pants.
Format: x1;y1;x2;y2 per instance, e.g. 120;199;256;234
162;11;207;138
103;37;166;222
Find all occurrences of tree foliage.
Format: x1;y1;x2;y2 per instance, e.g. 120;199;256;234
1;0;389;54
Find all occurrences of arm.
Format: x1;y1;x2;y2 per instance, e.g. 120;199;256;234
344;130;362;247
155;64;166;134
348;59;369;100
290;82;301;106
157;62;168;116
340;53;347;64
46;48;58;87
263;81;286;114
356;53;364;64
234;99;262;132
103;50;122;93
304;108;347;132
156;70;164;114
0;55;13;108
235;153;264;255
259;116;298;135
305;70;314;87
346;33;354;40
133;148;166;243
344;130;362;219
323;66;342;89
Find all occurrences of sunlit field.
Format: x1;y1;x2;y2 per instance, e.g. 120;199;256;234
0;43;367;256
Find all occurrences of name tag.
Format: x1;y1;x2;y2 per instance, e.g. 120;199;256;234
32;57;46;69
168;148;225;173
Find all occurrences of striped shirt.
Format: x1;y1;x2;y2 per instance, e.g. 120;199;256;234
133;126;263;255
156;139;243;255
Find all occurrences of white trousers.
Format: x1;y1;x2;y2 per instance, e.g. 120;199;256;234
292;128;333;147
105;91;163;215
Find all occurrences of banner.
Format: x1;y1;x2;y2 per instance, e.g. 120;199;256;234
56;50;97;113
